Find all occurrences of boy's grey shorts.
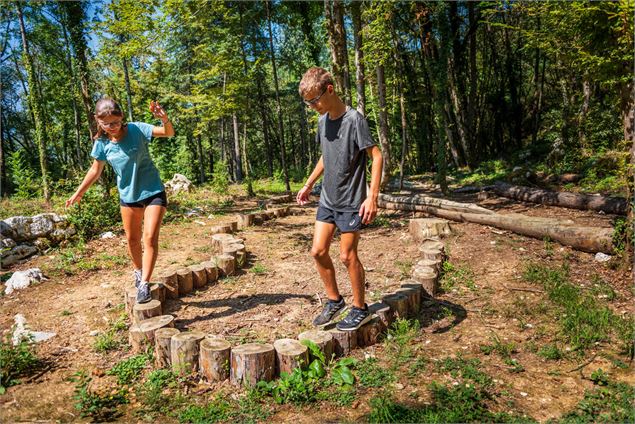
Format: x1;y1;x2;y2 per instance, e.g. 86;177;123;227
316;205;363;233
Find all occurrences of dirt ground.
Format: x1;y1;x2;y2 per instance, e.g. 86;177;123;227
1;190;632;422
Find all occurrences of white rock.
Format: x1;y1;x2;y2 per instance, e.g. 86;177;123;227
12;314;56;345
100;231;116;239
164;173;193;195
520;392;528;397
4;268;48;294
194;220;206;226
29;215;55;238
89;330;100;336
594;252;611;262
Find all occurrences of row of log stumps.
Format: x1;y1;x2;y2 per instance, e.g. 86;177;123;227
124;208;449;389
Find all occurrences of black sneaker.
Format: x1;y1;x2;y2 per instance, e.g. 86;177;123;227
336;305;371;331
313;297;347;327
136;281;152;304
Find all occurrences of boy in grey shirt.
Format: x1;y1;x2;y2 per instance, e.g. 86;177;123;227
296;67;383;331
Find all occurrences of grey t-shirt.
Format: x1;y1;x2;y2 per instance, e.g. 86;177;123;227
318;107;376;212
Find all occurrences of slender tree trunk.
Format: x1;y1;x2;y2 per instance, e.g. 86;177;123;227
431;4;449;194
376;65;391;190
351;1;365;115
242;122;249;178
232;113;243;182
468;2;478;161
325;0;351;104
196;134;205;183
17;4;50;202
0;106;5;197
266;0;290;191
122;56;134;122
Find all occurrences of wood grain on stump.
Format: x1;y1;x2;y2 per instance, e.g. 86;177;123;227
409;218;452;241
230;343;276;386
369;302;395;330
357;317;383;347
129;314;174;353
400;282;423;306
298;330;334;363
154;327;180;368
419;239;445;254
212;233;236;252
395;287;420;318
200;261;219;284
273;339;309;375
328;328;357;357
215;254;236;276
199;338;231;382
133;299;162;324
420;248;444;261
157;271;179;300
416;258;443;274
382;293;409;319
210;224;232;235
171;331;206;375
176;268;194;296
237;214;254;228
412;266;438;297
189;264;207;289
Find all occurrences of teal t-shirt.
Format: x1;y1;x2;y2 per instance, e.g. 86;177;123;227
91;122;164;203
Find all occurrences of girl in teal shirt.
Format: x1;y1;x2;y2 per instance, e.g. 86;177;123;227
67;98;175;303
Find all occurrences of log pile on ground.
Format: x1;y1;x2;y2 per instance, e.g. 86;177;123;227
379;193;614;253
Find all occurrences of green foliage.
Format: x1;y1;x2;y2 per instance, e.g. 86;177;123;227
452;159;509;187
523;263;632;353
72;371;128;421
385;319;420;364
107;354;150;385
612;217;630;256
211;161;231;195
178;395;234;424
557;380;634;423
249;264;268;275
394;260;413;279
435;354;492;387
8;150;40;199
589;368;609;386
0;336;41;393
94;314;128;353
538;344;564;361
66;185;120;241
441;261;477;292
356;358;394;388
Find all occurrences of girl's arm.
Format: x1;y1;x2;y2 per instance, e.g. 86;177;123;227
149;101;175;138
66;160;106;207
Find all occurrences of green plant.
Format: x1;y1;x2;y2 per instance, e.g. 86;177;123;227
590;368;609;386
479;334;516;359
0;336;41;393
66;185;120;241
441;261;477;292
538;344;564;361
435;354;492;387
94;313;128;353
557;380;634;422
178;394;234;423
211;161;230;195
394;260;412;279
8;149;40;199
249;264;268;275
356;358;395;388
72;371;128;421
107;354;149;385
611;217;630;256
589;274;617;301
385;319;420;364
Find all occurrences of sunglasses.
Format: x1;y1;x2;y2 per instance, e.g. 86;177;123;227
99;119;123;128
303;87;328;106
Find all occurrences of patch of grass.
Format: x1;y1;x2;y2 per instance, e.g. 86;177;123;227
60;309;73;316
394;260;412;279
356;358;395;388
94;313;128;353
249;264;268;275
0;337;42;393
368;215;392;228
178;394;234;423
107;354;150;385
523;263;633;354
435;354;492;387
407;356;429;378
441;261;477;292
450;159;509;187
479;334;516;359
556;380;634;422
72;371;128;421
538;344;564;361
589;274;617;301
385;319;420;365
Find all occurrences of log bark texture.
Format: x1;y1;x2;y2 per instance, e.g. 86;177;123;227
176;268;194;296
273;338;309;374
380;193;495;214
133;299;162;324
171;331;206;375
298;330;334;363
154;327;180;368
199;338;231;382
129;315;174;353
230;343;276;386
189;264;208;289
215;254;236;276
328;328;357;357
492;182;628;215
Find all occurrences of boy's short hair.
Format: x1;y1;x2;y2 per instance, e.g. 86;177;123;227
299;67;335;97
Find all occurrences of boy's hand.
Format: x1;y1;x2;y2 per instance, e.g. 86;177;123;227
359;197;378;224
296;185;312;205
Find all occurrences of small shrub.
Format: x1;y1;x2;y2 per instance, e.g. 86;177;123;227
558;380;634;422
0;337;41;393
211;161;230;195
72;371;128;421
356;358;394;388
178;395;234;424
66;185;120;241
107;354;149;385
538;344;564;361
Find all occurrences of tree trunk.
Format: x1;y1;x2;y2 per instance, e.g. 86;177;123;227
491;182;628;215
376;65;391;190
351;1;365;115
230;343;276;386
171;331;206;375
324;0;351;105
232;113;243;182
199;338;231;382
121;55;134;121
379;193;494;215
266;0;290;191
17;4;50;202
273;338;309;374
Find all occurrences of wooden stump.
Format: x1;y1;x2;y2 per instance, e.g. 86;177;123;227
400;282;423;305
298;330;334;363
215;254;236;276
357;317;384;347
125;284;164;314
210;224;232;235
157;271;179;300
409;218;452;241
328;328;357;357
154;327;180;368
412;266;438;297
251;213;263;225
237;214;254;229
189;264;207;289
212;233;236;252
369;302;395;330
133;299;163;324
272;208;286;218
416;258;443;274
171;331;206;375
420;248;444;262
199;338;231;382
223;243;245;258
223;221;238;232
200;261;219;284
382;293;409;319
273;339;309;375
176;268;194;296
129;315;174;353
419;239;445;254
395;287;420;318
230;343;276;386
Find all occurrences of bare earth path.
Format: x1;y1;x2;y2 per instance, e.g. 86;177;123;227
1;195;632;422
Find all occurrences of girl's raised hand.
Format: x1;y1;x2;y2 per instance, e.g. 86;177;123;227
149;101;168;123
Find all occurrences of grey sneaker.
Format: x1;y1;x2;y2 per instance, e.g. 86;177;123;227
336;305;371;331
136;281;152;304
313;297;347;327
134;270;142;288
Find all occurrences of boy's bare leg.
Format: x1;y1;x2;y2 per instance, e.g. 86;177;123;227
310;221;339;301
120;206;144;270
339;231;365;309
142;205;166;282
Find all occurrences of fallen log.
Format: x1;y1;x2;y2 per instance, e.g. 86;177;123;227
379;193;495;215
492;182;627;216
379;200;613;254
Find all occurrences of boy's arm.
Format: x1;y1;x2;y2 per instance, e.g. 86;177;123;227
359;146;383;224
296;156;324;205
